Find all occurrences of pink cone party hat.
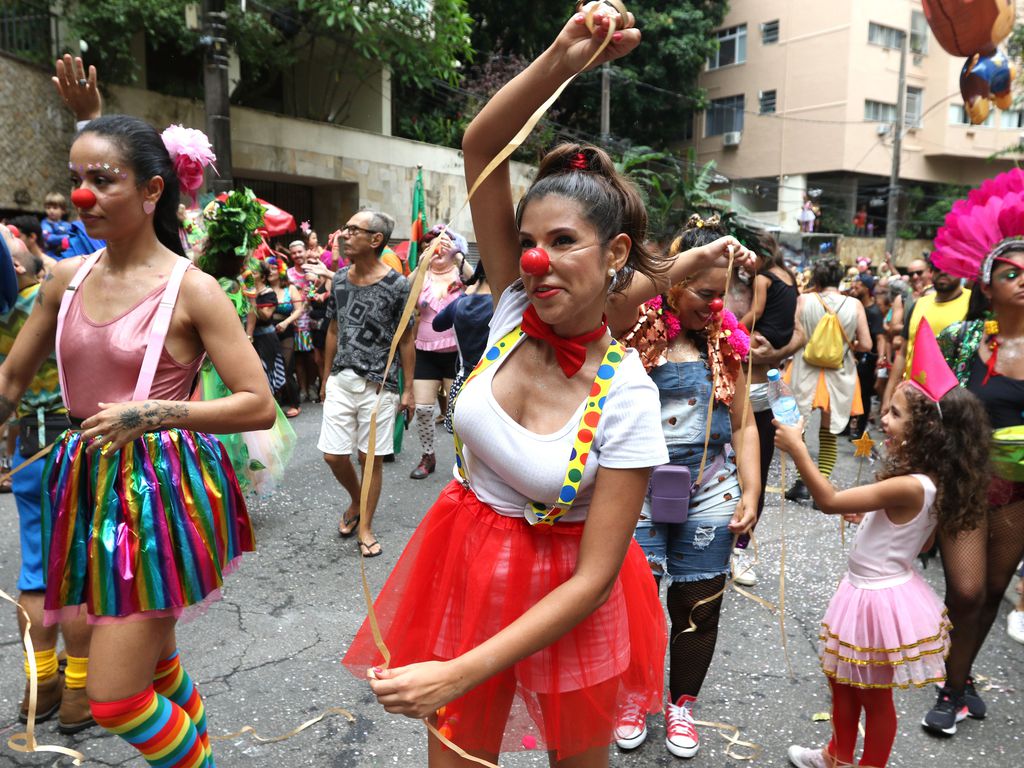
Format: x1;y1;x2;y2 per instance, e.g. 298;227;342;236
906;319;958;402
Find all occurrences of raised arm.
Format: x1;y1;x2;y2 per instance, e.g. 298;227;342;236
607;236;756;335
462;9;640;299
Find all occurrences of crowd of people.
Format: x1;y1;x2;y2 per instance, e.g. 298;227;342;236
0;7;1021;768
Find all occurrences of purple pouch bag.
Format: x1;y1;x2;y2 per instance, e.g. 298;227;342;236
648;465;691;524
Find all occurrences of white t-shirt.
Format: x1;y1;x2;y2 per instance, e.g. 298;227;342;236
451;283;668;521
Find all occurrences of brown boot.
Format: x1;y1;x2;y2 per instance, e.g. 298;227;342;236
57;686;95;734
410;453;436;480
18;673;62;724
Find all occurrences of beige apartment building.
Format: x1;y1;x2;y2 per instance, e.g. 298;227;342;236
689;0;1023;235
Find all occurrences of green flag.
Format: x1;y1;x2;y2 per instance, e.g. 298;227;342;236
408;166;426;270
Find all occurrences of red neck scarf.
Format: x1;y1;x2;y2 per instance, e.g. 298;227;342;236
521;305;608;377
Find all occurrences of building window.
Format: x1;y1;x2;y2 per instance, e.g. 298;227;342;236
761;20;779;44
759;89;777;114
706;95;745;136
910;11;929;54
949;104;995;126
865;100;897;123
868;22;903;49
708;25;747;69
904;86;923;128
1001;109;1024;129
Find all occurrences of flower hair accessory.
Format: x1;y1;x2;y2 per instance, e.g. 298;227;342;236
932;167;1024;284
161;124;217;205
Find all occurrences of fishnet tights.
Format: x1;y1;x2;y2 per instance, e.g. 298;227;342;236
667;574;726;702
939;499;1024;692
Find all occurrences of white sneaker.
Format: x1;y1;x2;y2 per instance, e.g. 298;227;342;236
665;695;699;758
1008;610;1024;645
732;547;758;587
613;702;648;750
788;744;829;768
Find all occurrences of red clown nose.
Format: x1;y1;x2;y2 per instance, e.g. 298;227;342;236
708;297;724;314
520;247;550;276
70;188;97;209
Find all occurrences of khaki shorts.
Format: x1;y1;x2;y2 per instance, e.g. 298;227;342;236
318;369;398;456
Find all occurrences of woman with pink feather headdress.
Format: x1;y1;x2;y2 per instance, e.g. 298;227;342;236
916;167;1024;737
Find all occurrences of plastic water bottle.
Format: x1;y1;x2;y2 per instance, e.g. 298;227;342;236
766;369;801;426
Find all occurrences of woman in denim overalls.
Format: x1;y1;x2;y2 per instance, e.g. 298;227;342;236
627;216;760;758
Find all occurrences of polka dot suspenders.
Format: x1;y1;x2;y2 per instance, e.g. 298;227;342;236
452;325;625;526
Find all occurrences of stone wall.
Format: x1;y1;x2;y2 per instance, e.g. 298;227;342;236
0;53;79;213
0;53;534;242
837;236;934;268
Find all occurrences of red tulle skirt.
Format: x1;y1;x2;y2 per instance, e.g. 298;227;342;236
343;481;666;760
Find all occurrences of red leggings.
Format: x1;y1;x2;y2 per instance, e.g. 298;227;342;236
826;679;897;767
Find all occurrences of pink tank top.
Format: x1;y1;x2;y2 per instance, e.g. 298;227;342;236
56;252;205;419
846;473;937;589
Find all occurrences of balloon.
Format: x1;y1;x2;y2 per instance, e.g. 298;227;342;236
960;48;1015;125
922;0;1015;57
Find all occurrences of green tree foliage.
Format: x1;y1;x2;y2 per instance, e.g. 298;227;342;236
459;0;727;148
67;0;472;123
897;183;971;240
613;146;733;241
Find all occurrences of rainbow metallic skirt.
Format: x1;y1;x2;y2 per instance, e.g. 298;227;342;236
41;428;254;620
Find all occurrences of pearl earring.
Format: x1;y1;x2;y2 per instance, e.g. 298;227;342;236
142;201;156;215
607;268;616;277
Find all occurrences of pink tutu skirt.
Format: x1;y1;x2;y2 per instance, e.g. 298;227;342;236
819;572;951;689
344;481;667;760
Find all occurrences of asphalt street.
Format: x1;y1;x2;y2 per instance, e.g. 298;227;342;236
0;406;1020;766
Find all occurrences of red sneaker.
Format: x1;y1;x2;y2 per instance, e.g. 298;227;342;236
613;702;647;750
665;694;699;758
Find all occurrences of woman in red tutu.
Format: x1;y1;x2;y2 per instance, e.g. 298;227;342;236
344;8;674;766
774;321;990;768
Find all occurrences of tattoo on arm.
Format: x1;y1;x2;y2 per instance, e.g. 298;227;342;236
35;272;55;307
120;401;190;432
0;394;16;424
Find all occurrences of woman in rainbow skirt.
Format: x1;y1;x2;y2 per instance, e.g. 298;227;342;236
0;115;275;766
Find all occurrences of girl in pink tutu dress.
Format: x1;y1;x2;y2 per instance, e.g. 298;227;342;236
774;320;991;768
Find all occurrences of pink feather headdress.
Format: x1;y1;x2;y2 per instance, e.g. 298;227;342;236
932;168;1024;283
161;124;217;206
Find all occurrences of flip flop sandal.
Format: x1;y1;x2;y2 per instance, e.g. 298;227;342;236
359;539;382;558
338;513;360;538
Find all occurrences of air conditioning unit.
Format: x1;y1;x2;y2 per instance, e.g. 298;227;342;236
722;131;742;147
876;123;891;136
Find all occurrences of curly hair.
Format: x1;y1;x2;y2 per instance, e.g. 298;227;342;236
810;257;844;289
877;385;991;538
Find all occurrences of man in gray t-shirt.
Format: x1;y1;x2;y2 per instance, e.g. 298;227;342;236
318;210;415;558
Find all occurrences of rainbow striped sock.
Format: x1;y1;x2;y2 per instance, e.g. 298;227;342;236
90;687;207;768
154;651;214;766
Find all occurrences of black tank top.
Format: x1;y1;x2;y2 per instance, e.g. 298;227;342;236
966;354;1024;429
757;271;798;349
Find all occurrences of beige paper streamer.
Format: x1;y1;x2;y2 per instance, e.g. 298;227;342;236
354;3;630;766
1;588;85;765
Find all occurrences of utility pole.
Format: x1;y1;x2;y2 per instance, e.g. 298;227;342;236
885;31;907;255
201;0;233;193
600;63;611;145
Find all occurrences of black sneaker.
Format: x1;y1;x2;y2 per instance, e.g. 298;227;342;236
922;686;968;736
785;479;811;502
963;677;987;719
